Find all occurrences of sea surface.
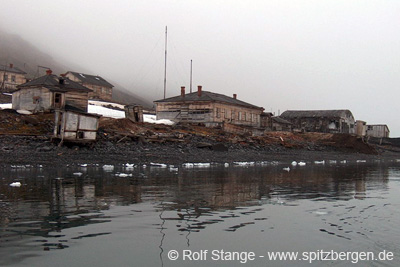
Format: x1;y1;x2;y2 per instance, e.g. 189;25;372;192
0;160;399;266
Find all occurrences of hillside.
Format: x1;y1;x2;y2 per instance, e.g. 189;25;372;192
0;29;152;107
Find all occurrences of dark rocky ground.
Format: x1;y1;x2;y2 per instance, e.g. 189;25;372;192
0;134;399;166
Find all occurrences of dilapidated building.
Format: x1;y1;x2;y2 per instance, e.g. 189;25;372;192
54;109;100;142
366;124;390;138
12;70;92;113
280;110;355;134
154;86;264;128
64;71;114;101
0;63;27;92
272;116;293;132
124;104;143;123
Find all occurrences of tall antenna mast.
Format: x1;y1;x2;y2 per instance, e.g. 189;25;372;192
163;26;167;99
190;59;193;93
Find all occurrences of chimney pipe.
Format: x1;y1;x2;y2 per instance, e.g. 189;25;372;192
233;94;237;99
181;86;185;97
46;69;52;75
197;85;202;97
9;63;13;69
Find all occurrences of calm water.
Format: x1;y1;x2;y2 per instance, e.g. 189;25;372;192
0;160;399;266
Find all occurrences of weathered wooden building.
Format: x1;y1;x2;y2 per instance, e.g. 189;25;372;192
12;70;92;113
355;120;367;137
64;71;113;101
0;63;27;92
154;86;264;128
280;110;355;134
54;109;100;142
124;104;144;123
260;112;273;130
366;124;390;138
272;117;293;132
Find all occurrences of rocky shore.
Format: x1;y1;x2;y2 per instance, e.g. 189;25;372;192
0;109;399;166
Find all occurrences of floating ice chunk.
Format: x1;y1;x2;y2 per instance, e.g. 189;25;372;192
182;163;194;168
169;166;179;172
80;164;88;167
357;160;367;163
73;172;83;176
291;161;297;166
224;163;230;167
115;173;133;177
102;165;114;171
298;162;306;166
314;211;328;215
193;163;211;168
9;182;21;187
150;162;167;168
328;160;337;164
233;161;255;166
125;163;135;168
283;167;290;172
314;160;325;164
142;164;147;168
340;160;347;164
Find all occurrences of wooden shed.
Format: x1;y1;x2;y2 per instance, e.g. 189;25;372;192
124;104;143;122
12;70;92;113
54;109;100;142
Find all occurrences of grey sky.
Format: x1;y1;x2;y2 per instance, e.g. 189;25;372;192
1;0;399;136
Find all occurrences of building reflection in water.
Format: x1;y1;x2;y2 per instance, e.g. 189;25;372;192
0;163;391;243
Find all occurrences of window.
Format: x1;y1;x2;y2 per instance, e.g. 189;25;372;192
243;112;246;121
224;109;228;119
11;75;16;82
231;110;236;120
216;108;221;118
238;111;242;120
55;93;62;104
4;75;8;81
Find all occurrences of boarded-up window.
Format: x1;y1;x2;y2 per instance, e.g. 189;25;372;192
216;108;221;118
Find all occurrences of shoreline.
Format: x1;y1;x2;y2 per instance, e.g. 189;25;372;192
1;135;399;166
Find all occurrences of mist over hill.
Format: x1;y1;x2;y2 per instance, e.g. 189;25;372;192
0;29;152;108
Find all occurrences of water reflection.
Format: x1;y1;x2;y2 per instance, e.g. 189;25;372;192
0;162;399;266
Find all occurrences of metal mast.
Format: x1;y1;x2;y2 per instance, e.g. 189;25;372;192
190;59;193;93
163;26;167;99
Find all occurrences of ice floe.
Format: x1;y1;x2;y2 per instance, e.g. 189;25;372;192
150;162;168;168
298;162;306;166
283;167;290;172
314;160;325;164
9;182;21;187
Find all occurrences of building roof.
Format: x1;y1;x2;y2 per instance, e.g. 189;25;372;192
0;64;27;75
154;91;263;110
280;110;354;119
66;71;114;88
272;116;292;125
16;74;92;93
